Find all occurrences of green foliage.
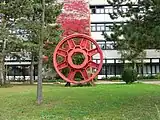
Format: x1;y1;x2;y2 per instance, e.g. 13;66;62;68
94;76;98;81
122;68;137;84
1;0;62;73
155;73;160;79
137;75;158;80
72;53;85;65
105;0;160;62
0;0;62;85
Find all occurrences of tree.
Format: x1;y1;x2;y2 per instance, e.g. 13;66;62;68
36;0;45;104
11;0;62;103
0;0;24;86
37;0;62;104
17;0;61;104
0;0;62;106
0;0;62;86
105;0;160;68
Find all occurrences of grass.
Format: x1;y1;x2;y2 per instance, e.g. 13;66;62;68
0;84;160;120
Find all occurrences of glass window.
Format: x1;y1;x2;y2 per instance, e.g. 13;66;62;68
108;8;113;13
107;64;115;75
91;8;96;14
152;65;156;74
100;65;106;75
99;43;105;50
91;26;96;31
97;26;101;31
96;9;101;14
97;24;105;31
100;26;105;31
91;24;96;31
100;8;105;13
116;64;123;75
105;26;110;31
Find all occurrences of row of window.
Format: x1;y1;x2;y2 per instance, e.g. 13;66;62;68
90;5;129;14
7;65;38;76
5;64;159;80
4;58;160;80
91;24;112;32
99;63;160;76
91;23;113;32
97;41;115;50
91;22;124;32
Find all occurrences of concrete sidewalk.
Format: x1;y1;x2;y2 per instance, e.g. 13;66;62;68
95;81;125;84
139;81;160;85
95;80;160;85
10;80;160;85
97;80;160;84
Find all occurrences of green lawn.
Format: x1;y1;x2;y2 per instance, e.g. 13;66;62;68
0;84;160;120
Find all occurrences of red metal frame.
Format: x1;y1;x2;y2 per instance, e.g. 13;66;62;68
53;34;103;84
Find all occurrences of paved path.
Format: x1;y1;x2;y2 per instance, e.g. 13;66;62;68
95;81;125;84
95;80;160;85
11;81;160;85
139;81;160;85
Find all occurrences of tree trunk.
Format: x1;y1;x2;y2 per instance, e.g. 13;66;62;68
4;65;7;84
37;48;43;104
0;54;5;86
132;60;136;70
5;65;9;84
30;54;34;84
0;38;7;86
37;0;45;105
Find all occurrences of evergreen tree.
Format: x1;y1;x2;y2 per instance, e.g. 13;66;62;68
10;0;62;103
0;0;24;86
0;0;62;104
105;0;160;67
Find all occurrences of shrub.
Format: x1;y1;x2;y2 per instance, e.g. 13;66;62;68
137;75;157;80
94;76;98;81
155;73;160;80
122;68;137;84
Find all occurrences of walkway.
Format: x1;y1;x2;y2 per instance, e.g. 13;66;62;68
95;80;160;85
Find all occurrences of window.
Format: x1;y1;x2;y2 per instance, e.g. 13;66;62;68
97;24;105;31
91;24;96;31
96;9;101;14
90;6;105;14
107;64;115;75
116;64;123;75
105;7;113;14
100;65;106;75
95;8;105;14
105;26;110;31
91;23;115;32
91;8;96;14
98;43;106;50
100;8;105;13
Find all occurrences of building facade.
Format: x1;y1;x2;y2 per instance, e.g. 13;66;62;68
90;0;160;79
